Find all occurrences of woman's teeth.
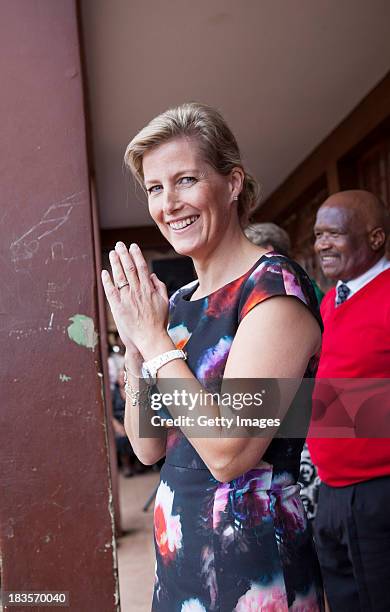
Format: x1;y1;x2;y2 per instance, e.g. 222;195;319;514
169;216;199;230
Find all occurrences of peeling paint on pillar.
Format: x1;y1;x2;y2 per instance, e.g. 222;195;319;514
59;373;72;382
67;313;98;349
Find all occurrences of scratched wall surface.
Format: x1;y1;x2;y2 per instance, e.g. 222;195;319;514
0;1;119;610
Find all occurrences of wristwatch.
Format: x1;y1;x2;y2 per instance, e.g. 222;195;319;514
141;349;187;385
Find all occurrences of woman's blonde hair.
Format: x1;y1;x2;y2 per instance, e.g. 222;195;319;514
124;102;261;227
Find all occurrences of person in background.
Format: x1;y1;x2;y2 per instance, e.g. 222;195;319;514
244;222;291;256
245;221;322;520
308;189;390;612
245;222;325;305
107;337;125;392
107;346;119;392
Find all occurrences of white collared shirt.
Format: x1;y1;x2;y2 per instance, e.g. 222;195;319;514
335;256;390;305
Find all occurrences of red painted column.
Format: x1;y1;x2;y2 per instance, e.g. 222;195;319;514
0;1;119;609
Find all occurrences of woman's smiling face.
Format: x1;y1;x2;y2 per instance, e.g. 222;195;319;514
142;137;238;258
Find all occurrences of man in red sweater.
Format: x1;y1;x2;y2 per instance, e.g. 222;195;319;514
308;190;390;611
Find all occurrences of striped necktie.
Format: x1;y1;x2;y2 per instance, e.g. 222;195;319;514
336;283;350;306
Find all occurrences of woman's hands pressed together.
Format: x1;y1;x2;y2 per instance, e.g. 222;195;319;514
101;242;170;359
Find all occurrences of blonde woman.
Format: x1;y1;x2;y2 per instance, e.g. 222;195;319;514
101;103;324;611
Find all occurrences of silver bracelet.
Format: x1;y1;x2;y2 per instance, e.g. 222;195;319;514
124;383;139;407
124;366;153;408
123;366;139;406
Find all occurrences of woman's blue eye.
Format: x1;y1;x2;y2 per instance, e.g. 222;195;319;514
147;177;196;194
147;185;162;195
179;176;196;186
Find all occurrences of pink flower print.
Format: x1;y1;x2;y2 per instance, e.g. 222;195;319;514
166;427;182;452
213;482;230;528
234;582;289;611
271;471;294;489
154;481;182;564
197;336;232;380
243;485;269;525
181;598;207;612
282;267;306;304
271;473;306;537
220;524;234;553
231;469;272;528
200;546;217;609
281;493;306;536
246;260;269;284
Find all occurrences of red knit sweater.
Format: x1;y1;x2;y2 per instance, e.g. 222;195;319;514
308;269;390;486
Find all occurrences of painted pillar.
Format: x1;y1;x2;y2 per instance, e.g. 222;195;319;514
0;1;119;610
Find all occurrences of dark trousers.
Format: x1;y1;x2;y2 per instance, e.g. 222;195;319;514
313;477;390;612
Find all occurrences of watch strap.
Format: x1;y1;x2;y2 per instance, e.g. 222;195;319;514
143;349;187;381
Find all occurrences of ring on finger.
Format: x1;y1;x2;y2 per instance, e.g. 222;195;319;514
117;281;130;290
109;250;129;290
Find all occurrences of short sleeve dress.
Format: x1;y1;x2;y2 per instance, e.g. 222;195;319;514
152;253;324;612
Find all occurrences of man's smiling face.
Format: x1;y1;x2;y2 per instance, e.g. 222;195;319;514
314;202;376;282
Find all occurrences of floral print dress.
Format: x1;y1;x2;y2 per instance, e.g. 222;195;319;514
152;253;324;612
